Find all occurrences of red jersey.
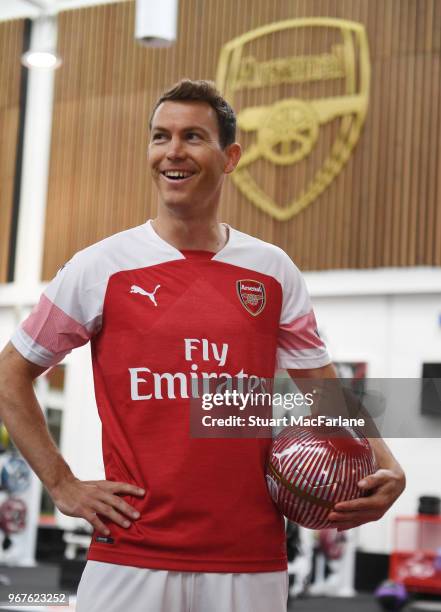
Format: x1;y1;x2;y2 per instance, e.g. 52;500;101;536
11;221;330;572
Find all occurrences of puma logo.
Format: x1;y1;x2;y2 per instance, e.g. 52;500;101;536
130;284;161;307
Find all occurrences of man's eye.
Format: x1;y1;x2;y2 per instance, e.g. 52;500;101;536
187;132;200;140
152;133;166;141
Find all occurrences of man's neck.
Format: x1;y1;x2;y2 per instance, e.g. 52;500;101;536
151;214;228;253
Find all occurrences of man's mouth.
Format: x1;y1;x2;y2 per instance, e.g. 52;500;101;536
160;170;196;183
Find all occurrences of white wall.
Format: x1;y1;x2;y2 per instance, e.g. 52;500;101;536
0;307;19;350
313;292;441;379
56;345;104;531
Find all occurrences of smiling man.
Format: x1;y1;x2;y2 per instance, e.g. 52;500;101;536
147;81;241;251
149;95;239;213
0;80;405;612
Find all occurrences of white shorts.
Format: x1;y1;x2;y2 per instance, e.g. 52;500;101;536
76;561;288;612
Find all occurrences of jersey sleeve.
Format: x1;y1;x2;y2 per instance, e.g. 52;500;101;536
277;252;331;370
10;253;104;368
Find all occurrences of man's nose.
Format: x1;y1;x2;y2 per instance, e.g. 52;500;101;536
166;137;186;159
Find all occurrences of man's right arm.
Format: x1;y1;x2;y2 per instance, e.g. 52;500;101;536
0;342;144;535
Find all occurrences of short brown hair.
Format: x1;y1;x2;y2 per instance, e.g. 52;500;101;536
149;79;236;149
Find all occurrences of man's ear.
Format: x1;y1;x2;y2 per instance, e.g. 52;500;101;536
223;143;242;174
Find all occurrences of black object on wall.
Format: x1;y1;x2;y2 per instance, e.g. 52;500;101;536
7;19;31;282
421;365;441;417
418;496;441;516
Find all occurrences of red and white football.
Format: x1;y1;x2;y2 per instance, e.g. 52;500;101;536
266;425;377;529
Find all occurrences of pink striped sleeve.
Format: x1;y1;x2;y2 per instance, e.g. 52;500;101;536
277;252;331;368
278;310;324;351
21;294;91;358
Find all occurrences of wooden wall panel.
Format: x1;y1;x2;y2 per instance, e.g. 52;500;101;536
0;20;24;282
43;0;441;278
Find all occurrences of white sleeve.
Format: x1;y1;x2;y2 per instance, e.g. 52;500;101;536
10;253;106;368
277;252;331;370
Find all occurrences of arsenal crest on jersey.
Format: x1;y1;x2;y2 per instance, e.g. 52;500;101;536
236;279;266;316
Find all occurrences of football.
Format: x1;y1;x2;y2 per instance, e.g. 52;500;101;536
266;425;377;529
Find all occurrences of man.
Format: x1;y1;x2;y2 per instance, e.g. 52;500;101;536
0;80;405;612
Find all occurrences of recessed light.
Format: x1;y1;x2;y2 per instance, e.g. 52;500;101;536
21;50;62;70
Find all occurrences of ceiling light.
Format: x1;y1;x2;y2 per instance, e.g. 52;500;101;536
20;13;61;70
135;0;178;47
21;50;62;70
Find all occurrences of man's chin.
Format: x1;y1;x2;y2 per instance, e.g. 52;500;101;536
160;195;195;210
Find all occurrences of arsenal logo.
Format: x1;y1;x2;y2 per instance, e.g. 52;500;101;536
216;18;370;220
237;279;266;316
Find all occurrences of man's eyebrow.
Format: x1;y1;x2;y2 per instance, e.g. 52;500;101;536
151;125;210;135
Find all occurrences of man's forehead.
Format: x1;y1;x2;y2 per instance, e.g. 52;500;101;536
151;100;218;131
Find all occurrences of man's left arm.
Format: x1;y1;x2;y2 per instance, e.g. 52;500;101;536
286;363;406;530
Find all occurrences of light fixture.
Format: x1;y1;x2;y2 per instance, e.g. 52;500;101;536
135;0;179;47
21;9;62;70
21;50;61;70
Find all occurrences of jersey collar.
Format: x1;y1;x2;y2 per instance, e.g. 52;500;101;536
145;219;235;261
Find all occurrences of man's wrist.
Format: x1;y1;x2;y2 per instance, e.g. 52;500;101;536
44;463;77;498
368;438;405;480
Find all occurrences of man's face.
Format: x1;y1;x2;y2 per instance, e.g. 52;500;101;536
148;100;240;212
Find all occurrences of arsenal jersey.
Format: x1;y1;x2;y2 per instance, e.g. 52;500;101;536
11;220;330;572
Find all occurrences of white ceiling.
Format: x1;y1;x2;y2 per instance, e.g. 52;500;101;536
0;0;124;22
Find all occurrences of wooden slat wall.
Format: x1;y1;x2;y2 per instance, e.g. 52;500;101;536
42;0;441;278
0;20;24;282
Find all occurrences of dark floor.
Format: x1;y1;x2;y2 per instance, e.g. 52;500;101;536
289;598;441;612
288;594;380;611
0;564;73;610
0;563;61;589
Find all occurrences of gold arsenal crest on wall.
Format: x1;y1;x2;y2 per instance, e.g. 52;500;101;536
216;19;370;221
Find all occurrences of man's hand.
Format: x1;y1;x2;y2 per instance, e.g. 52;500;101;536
51;477;145;535
328;466;406;531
